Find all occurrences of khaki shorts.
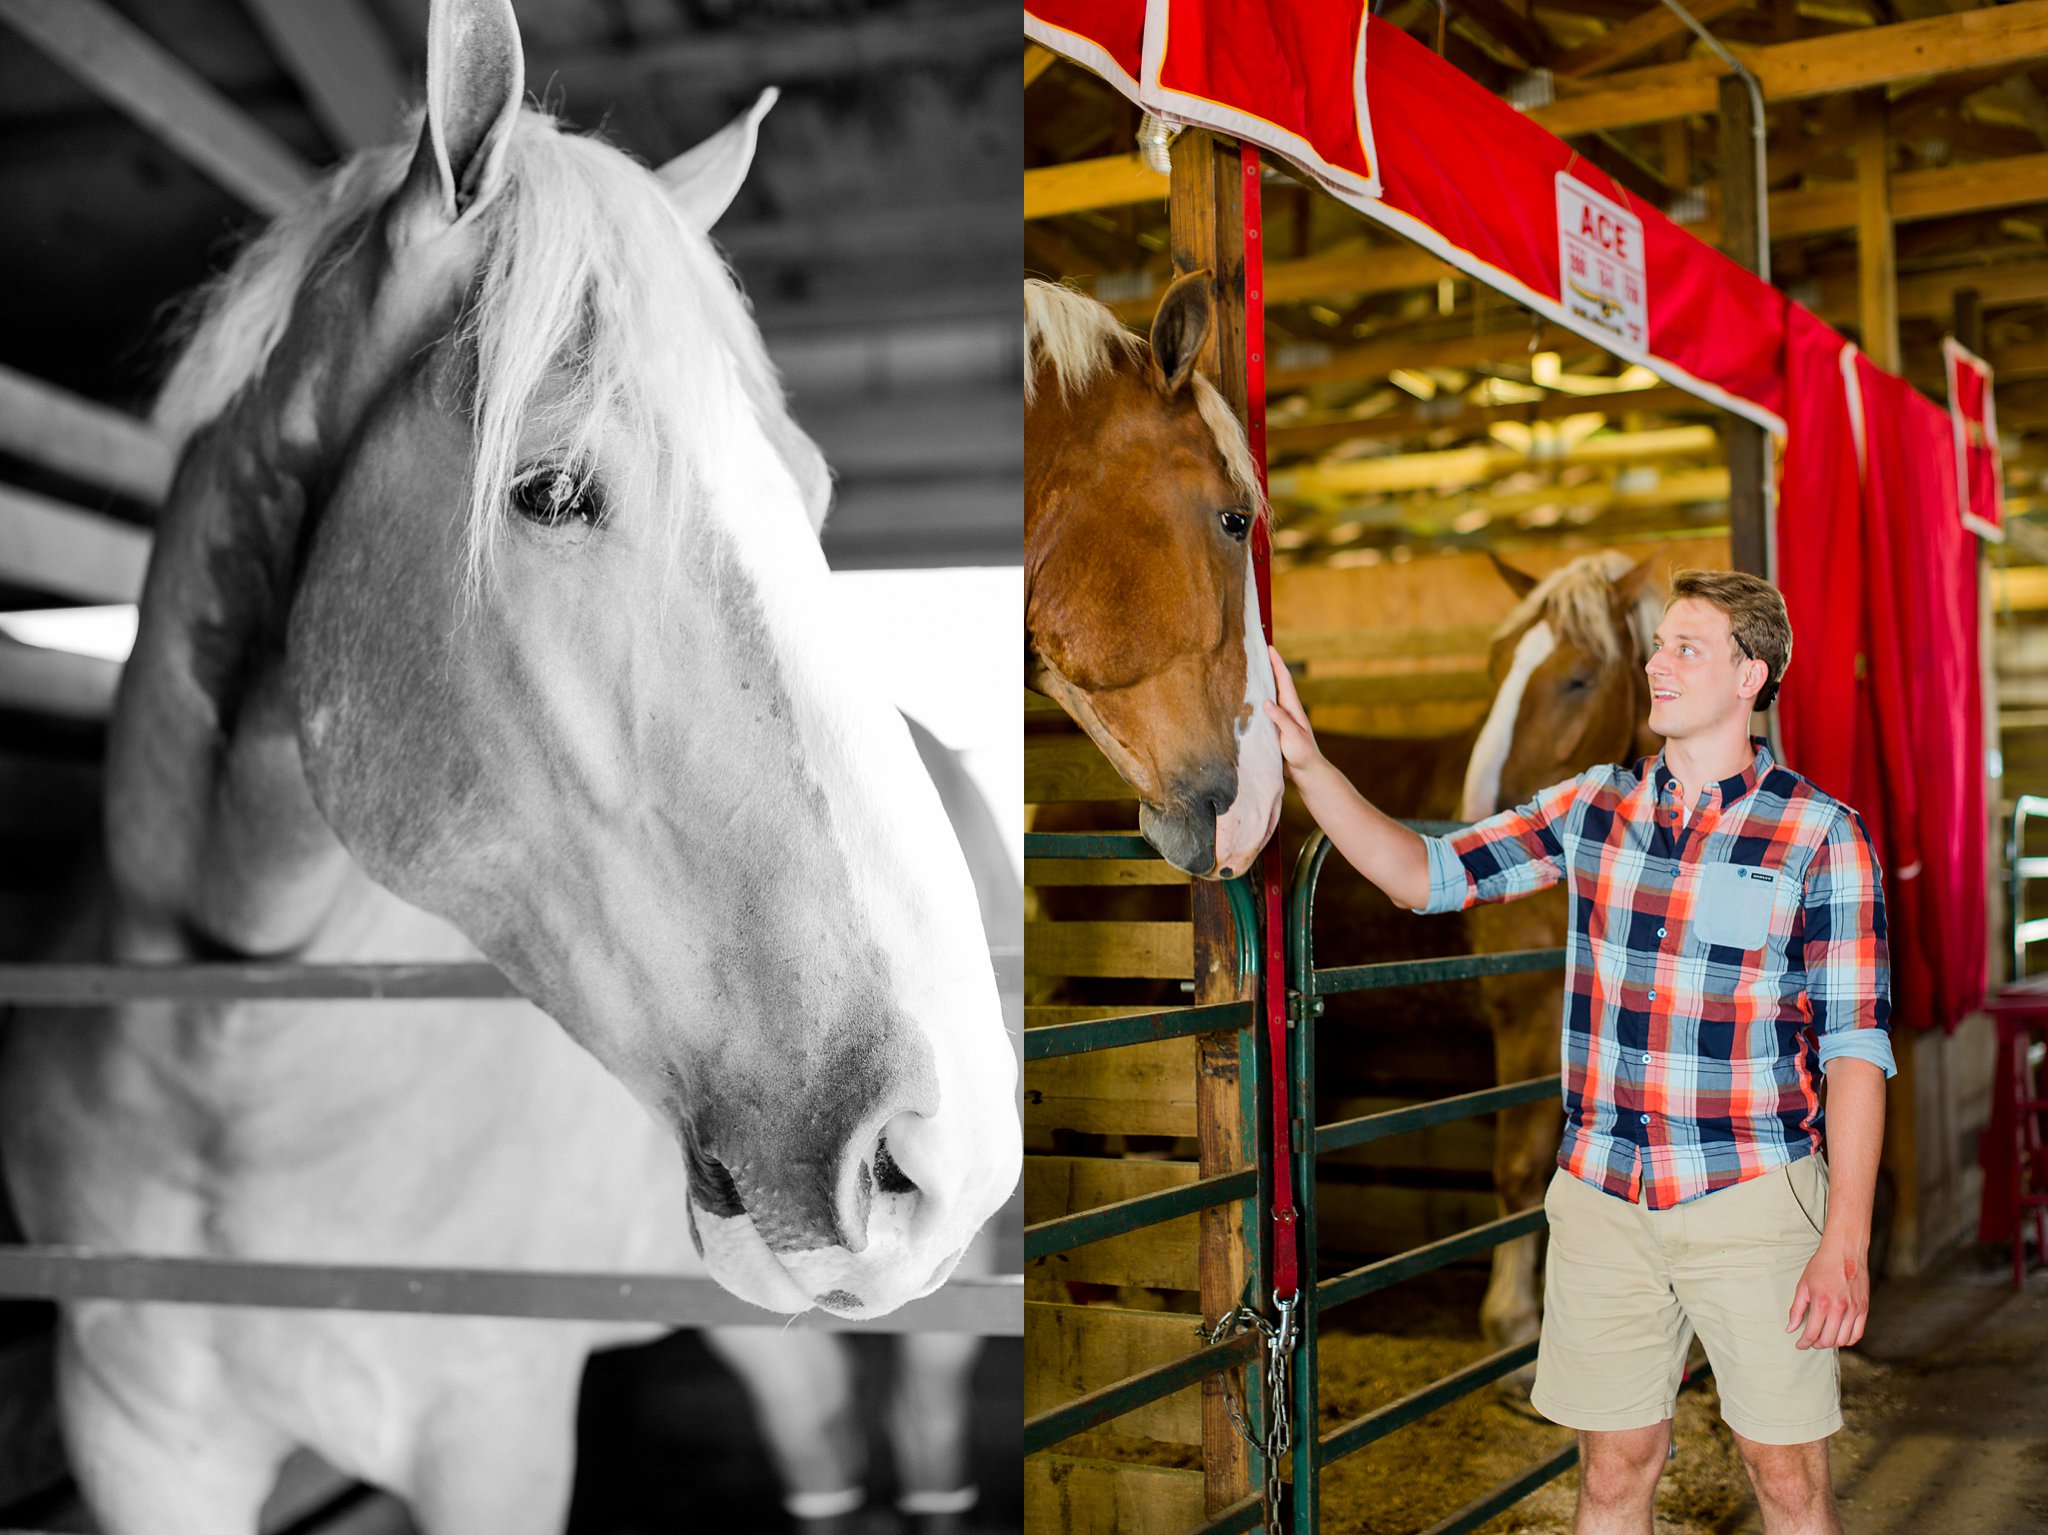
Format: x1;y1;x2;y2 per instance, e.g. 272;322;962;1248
1531;1156;1842;1445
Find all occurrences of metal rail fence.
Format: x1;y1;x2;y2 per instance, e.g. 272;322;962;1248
1284;825;1708;1533
0;953;1025;1337
2008;793;2048;980
1021;829;1273;1535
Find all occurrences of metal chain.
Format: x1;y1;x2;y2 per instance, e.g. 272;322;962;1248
1199;1288;1299;1533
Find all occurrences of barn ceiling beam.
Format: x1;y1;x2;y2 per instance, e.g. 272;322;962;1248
0;637;120;721
0;366;173;505
542;5;1016;104
1026;154;1167;221
1267;384;1706;456
1270;425;1719;498
1532;0;2048;136
241;0;410;156
1811;257;2048;326
1550;0;1748;79
1102;242;1454;324
0;0;316;215
0;486;148;605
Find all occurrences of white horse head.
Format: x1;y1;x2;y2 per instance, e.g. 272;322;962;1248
125;0;1018;1318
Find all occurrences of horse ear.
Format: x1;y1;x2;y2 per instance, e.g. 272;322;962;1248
396;0;523;232
1613;552;1660;604
1150;270;1213;396
1487;550;1541;599
658;88;777;231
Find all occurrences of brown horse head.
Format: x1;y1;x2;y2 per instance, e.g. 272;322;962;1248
1023;274;1282;878
1461;550;1663;820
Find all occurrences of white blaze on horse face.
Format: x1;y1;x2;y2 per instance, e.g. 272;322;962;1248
1462;621;1556;823
1214;554;1283;878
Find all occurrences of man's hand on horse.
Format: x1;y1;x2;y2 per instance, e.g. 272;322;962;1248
1787;1230;1870;1350
1264;645;1322;778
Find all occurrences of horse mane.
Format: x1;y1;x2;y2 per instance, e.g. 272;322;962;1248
1023;278;1266;520
154;108;829;588
1494;549;1662;666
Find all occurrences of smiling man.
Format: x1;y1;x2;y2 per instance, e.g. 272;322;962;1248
1267;569;1891;1535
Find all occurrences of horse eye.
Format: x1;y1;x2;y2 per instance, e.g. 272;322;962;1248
1565;673;1595;693
511;466;603;528
1218;509;1251;541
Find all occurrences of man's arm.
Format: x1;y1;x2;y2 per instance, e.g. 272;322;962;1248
1265;650;1431;909
1789;1058;1883;1349
1789;807;1894;1350
1266;647;1576;915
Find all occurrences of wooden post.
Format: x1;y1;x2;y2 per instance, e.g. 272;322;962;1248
1717;74;1771;576
1170;127;1257;1519
1856;90;1900;373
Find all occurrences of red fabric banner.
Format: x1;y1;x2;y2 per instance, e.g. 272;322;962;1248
1946;339;2005;542
1033;0;1989;1032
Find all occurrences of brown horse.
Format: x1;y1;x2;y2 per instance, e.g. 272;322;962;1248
1462;549;1662;1373
1024;276;1282;879
1280;549;1660;1397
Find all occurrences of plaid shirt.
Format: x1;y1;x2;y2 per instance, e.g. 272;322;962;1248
1423;741;1893;1209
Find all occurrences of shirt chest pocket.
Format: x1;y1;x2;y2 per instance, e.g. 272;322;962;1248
1691;862;1780;950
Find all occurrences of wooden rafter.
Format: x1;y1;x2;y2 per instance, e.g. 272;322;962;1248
0;366;172;506
1550;0;1746;79
241;0;409;155
1532;0;2048;137
0;486;149;605
0;0;316;215
1267;384;1706;458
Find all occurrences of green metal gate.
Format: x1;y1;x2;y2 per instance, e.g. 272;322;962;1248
1022;829;1278;1535
1283;823;1711;1533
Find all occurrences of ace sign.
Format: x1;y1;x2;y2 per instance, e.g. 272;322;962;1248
1556;174;1647;357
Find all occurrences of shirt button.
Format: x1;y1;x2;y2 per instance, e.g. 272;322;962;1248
1657;927;1666;939
1640;1114;1650;1124
1642;1053;1652;1064
1648;989;1657;1000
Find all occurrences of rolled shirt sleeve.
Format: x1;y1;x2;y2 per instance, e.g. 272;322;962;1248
1419;775;1584;915
1805;807;1897;1079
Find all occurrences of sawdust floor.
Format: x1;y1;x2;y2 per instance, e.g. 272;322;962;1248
1312;1251;2048;1535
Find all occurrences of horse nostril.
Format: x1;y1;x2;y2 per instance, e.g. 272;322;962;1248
874;1136;918;1196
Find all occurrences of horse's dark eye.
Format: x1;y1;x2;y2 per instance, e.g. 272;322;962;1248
1218;509;1251;541
511;466;602;527
1565;673;1595;693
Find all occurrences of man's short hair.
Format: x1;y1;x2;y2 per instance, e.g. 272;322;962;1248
1667;569;1792;711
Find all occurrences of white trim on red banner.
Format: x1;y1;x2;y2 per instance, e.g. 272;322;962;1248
1943;335;2004;543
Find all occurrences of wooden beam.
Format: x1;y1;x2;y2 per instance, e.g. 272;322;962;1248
1026;153;1167;221
1166;127;1256;1521
1271;425;1718;499
240;0;408;155
1812;257;2048;326
1267;384;1705;456
1107;242;1454;323
1857;92;1901;373
1551;0;1747;79
0;366;173;505
0;487;149;604
0;636;120;721
1532;0;2048;137
0;0;317;215
1453;0;1552;70
544;6;1017;102
1720;74;1771;578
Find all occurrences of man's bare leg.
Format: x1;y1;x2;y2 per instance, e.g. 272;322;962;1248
1730;1430;1841;1535
1574;1422;1670;1535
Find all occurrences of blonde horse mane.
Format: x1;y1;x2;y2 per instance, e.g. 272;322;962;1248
154;107;825;590
1493;549;1661;666
1023;278;1266;520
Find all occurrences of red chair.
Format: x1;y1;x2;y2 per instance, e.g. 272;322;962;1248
1984;985;2048;1287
